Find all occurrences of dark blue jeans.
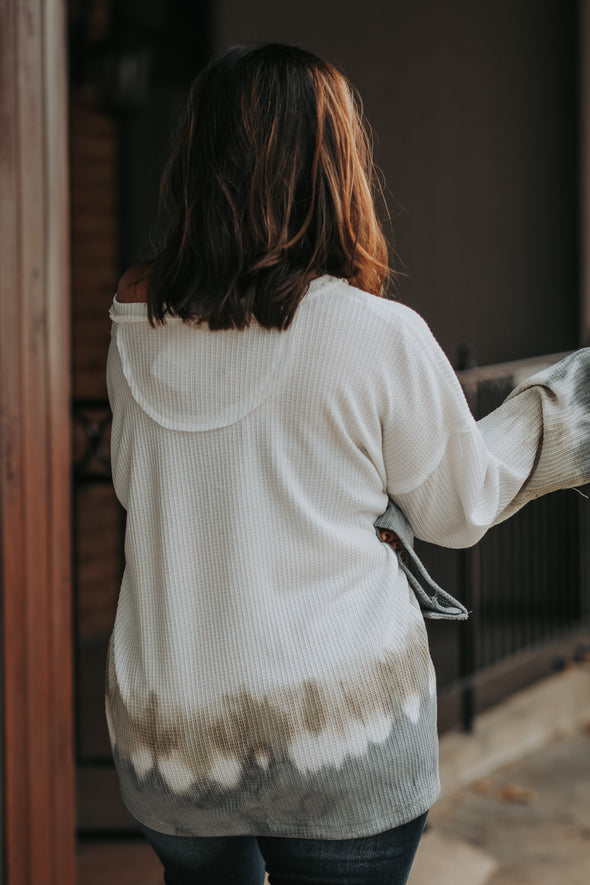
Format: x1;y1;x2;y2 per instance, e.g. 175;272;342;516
139;813;428;885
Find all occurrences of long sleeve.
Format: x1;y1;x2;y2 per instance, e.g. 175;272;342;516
381;308;590;548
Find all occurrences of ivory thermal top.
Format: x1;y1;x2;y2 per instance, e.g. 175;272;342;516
106;275;590;838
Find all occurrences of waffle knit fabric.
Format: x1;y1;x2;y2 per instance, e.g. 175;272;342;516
106;275;590;838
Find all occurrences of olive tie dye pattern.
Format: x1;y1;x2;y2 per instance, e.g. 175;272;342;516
106;276;590;837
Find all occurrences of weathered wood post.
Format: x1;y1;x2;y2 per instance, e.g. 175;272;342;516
0;0;76;881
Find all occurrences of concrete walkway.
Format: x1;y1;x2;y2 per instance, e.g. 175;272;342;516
409;664;590;885
410;729;590;885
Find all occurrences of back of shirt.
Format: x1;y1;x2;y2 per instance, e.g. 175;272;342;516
106;273;590;838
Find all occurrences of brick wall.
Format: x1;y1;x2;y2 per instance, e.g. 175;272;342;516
70;93;117;401
70;49;123;638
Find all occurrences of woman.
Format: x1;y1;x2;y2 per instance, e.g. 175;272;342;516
107;44;590;884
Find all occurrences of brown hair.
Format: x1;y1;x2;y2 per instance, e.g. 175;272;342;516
147;43;393;329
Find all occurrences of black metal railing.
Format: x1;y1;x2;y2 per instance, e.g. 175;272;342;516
422;353;590;730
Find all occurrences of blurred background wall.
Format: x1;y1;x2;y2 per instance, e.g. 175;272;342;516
215;0;580;367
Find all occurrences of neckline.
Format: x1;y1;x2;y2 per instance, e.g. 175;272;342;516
110;274;346;317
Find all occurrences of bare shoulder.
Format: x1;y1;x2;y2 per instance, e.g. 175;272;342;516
116;262;151;303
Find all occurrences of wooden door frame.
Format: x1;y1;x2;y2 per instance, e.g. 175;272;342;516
582;0;590;346
0;0;76;882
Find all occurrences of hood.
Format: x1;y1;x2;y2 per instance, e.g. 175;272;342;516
109;303;292;431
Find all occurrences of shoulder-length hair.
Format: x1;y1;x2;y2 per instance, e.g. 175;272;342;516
147;43;393;329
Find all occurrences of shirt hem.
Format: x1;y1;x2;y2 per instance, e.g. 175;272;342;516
121;782;440;840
